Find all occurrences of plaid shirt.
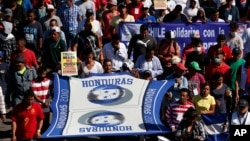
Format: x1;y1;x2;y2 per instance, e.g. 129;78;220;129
57;3;82;32
0;34;16;65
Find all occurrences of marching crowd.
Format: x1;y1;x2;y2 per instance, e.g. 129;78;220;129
0;0;250;140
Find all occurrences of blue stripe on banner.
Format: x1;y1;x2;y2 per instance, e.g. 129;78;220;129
143;79;175;132
42;73;70;138
201;113;228;125
206;133;229;141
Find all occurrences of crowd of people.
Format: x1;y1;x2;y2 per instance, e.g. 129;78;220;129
0;0;250;140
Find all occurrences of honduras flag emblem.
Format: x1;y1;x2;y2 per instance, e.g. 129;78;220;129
201;113;229;141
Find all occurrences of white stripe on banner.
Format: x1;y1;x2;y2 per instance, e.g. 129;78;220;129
203;123;228;135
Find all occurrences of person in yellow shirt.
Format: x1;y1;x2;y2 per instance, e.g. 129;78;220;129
192;83;216;120
110;3;135;35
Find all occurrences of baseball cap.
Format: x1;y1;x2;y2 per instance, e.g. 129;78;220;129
175;63;187;71
15;54;25;63
172;56;181;64
232;47;241;55
118;3;126;9
4;8;13;17
51;26;61;32
238;99;249;107
0;51;4;57
190;31;200;39
189;61;201;71
47;4;54;10
122;60;134;71
108;0;117;5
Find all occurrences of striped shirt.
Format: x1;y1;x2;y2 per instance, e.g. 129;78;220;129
165;101;194;128
31;78;53;113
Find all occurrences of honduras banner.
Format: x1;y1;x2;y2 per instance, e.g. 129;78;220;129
201;113;229;141
42;73;175;138
119;22;247;51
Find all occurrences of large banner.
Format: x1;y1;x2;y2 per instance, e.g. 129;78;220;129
42;73;175;138
119;22;247;51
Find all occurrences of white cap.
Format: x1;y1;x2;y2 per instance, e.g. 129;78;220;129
172;56;181;64
47;4;54;9
51;26;61;32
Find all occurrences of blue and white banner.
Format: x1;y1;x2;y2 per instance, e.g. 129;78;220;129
42;73;174;138
201;113;229;141
119;22;247;51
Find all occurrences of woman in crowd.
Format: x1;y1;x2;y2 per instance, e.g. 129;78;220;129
192;83;216;120
191;8;208;23
175;107;206;141
79;48;103;78
210;72;229;114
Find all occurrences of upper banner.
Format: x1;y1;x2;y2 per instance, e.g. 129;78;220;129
119;22;247;51
42;73;175;138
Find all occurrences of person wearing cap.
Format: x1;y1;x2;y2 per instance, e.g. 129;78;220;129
205;51;230;82
181;31;206;65
39;4;63;31
0;20;16;66
207;34;232;62
42;26;67;72
226;47;245;111
135;47;163;80
219;0;239;23
184;61;206;98
163;5;189;23
126;0;144;20
231;99;250;125
226;22;244;58
127;24;157;63
102;0;119;44
156;30;181;79
6;54;37;107
110;3;135;35
56;0;83;48
79;0;96;20
165;63;188;101
135;6;156;23
185;39;209;74
77;8;103;47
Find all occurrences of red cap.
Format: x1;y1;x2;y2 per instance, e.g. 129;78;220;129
101;0;108;5
175;63;187;71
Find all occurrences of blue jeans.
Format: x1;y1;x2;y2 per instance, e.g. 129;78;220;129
65;30;77;49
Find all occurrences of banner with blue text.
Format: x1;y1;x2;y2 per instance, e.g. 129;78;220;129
42;73;175;138
119;22;247;51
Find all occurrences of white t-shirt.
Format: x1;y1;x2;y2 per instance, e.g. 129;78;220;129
81;60;103;77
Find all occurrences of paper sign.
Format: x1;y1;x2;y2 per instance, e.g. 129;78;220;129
61;51;78;76
154;0;167;10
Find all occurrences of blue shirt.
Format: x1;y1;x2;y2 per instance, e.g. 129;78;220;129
136;16;156;24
